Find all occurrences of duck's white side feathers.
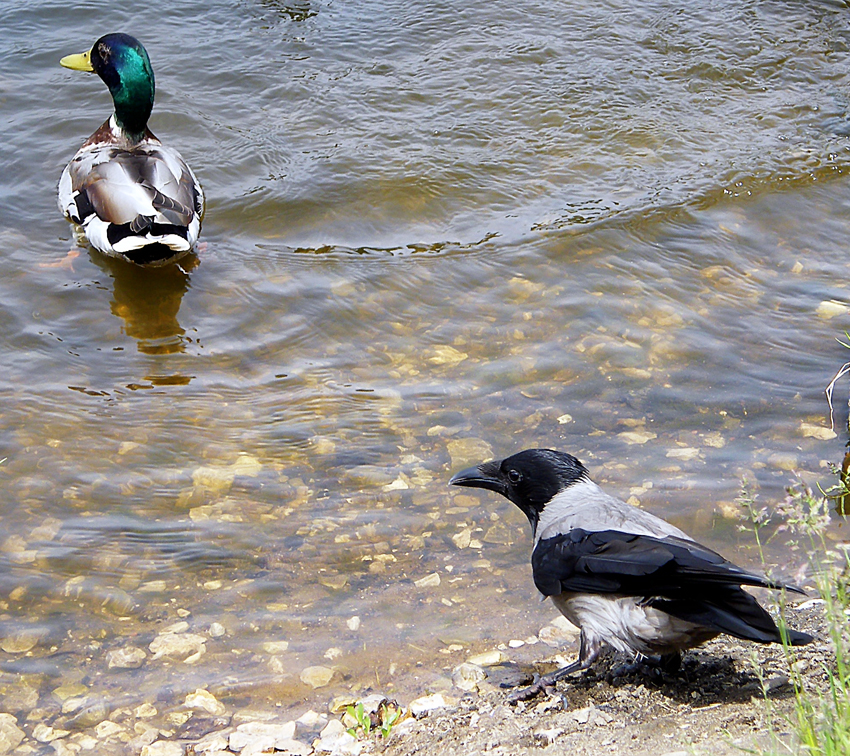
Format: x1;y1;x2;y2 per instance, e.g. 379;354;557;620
58;118;203;264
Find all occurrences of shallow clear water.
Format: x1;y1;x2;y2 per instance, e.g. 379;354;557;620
1;0;849;736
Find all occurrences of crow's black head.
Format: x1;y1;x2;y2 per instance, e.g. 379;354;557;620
450;448;588;529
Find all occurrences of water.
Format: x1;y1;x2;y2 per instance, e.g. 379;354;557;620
1;0;849;737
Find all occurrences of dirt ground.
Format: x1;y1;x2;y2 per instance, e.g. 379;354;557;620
378;600;832;756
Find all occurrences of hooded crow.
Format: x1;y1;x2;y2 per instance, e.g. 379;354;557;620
450;448;813;701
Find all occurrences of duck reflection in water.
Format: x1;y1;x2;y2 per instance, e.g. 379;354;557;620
93;250;198;355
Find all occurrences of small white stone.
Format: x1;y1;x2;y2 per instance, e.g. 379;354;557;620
208;622;226;638
262;641;290;654
466;650;506;667
230;722;298;753
817;300;848;319
452;662;486;692
149;633;206;663
346;616;361;631
571;705;592;724
273;738;311;756
134;703;158;719
617;430;657;445
94;721;126;739
296;710;326;727
534;727;564;745
33;723;68;743
184;689;226;716
409;693;454;718
451;529;472;549
140;742;184;756
508;639;525;648
161;621;190;634
107;646;147;669
414;572;441;588
665;447;700;461
319;720;345;739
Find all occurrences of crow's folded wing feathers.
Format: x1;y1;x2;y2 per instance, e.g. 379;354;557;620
531;529;798;598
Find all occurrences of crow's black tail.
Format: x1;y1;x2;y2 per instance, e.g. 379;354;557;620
650;587;813;646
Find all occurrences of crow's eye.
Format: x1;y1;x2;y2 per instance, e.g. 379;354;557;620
507;469;522;484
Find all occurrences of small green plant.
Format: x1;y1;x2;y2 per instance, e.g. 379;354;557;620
379;703;403;738
345;702;371;738
740;477;850;755
345;701;405;740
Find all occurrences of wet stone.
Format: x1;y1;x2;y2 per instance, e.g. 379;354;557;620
483;662;533;689
191;731;229;754
799;422;837;440
107;646;147;669
184;689;226;716
53;683;88;701
300;665;334;689
65;698;110;729
149;632;207;663
140;741;184;756
344;465;395;487
0;714;25;754
262;641;289;654
414;572;441;588
0;631;41;654
539;617;580;646
447;438;493;469
466;650;506;667
452;662;486;691
94;721;126;740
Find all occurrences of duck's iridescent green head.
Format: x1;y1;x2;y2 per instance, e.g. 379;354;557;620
61;33;155;140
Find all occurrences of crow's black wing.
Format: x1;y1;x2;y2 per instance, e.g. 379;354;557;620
531;528;798;599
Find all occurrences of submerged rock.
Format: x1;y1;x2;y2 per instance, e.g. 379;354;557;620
452;662;486;692
414;572;441;588
0;714;25;754
107;645;147;669
140;742;183;756
300;665;334;689
466;650;506;667
184;689;226;716
149;632;207;663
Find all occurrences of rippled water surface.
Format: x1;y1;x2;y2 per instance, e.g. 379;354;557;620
2;0;850;739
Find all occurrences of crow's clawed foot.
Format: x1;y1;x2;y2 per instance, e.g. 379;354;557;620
506;677;556;704
506;660;585;704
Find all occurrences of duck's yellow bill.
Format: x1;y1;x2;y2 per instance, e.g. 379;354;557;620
60;50;93;72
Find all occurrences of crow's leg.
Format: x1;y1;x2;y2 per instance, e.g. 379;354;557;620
507;631;600;704
658;651;682;673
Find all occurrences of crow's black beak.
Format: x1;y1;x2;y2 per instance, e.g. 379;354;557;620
449;460;505;494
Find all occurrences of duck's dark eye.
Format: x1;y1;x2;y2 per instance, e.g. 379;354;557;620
507;469;522;484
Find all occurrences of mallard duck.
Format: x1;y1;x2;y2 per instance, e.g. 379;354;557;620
58;33;204;266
